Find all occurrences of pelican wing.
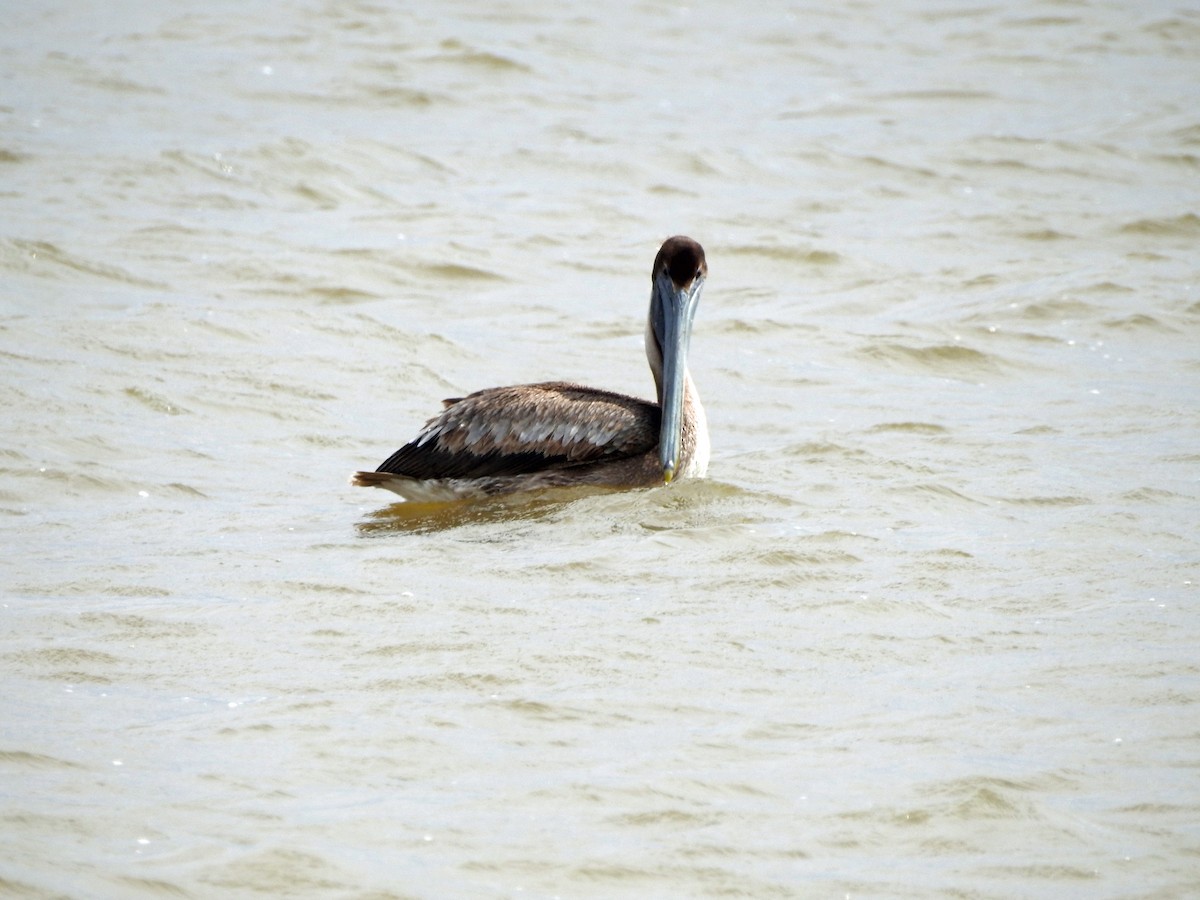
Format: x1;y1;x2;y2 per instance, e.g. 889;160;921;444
374;381;659;480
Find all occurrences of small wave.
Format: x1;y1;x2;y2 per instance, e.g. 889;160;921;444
412;261;507;282
430;40;533;74
858;341;1006;378
0;239;164;288
877;88;995;102
0;750;85;771
1119;486;1182;502
1102;313;1177;333
1154;153;1200;170
309;285;383;304
90;76;165;95
1118;213;1200;236
890;483;986;507
79;612;205;640
868;422;949;435
917;774;1071;822
782;440;870;461
725;244;840;265
1017;228;1074;241
1019;297;1101;320
124;387;188;416
1079;280;1134;295
12;647;123;683
713;316;819;336
997;494;1090;507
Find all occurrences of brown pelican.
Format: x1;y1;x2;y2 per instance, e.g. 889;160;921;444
351;235;709;502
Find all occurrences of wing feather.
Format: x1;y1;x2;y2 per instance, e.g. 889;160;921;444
375;381;659;480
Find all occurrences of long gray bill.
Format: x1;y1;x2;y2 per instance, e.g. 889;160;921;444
655;269;703;482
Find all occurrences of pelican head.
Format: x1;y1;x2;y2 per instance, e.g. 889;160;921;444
647;236;707;483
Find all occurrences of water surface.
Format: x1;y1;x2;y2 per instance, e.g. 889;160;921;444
2;0;1198;896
